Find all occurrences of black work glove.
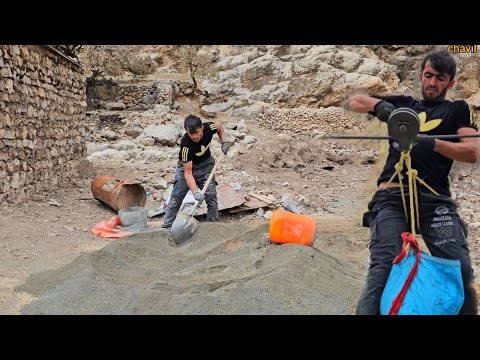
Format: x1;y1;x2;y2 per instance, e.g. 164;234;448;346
412;136;436;153
373;100;396;123
392;136;436;153
221;142;231;155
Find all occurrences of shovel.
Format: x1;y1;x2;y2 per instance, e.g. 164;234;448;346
171;153;225;245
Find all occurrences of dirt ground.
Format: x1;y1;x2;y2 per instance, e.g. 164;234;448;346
0;167;369;314
0;120;374;314
1;113;479;314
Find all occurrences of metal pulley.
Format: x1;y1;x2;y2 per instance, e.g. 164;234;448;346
387;108;420;151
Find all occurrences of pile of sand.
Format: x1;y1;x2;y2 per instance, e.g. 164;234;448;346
18;222;364;314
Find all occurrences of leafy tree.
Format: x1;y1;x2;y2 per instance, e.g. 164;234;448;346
78;45;156;78
176;45;218;95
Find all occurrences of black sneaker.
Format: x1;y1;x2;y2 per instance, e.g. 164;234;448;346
161;223;172;229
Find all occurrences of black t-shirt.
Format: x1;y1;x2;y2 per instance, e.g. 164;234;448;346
179;122;219;164
373;95;478;196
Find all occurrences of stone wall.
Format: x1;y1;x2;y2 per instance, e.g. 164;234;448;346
258;106;367;135
0;45;86;204
87;80;183;111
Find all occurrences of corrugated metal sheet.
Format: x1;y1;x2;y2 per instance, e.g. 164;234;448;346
43;45;81;67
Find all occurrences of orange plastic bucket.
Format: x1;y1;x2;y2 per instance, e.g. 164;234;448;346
269;209;317;246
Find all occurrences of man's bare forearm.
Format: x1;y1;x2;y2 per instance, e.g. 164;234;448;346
347;94;382;113
216;121;227;143
434;140;479;163
184;171;199;192
183;161;200;193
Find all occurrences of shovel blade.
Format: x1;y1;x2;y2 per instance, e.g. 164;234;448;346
147;208;166;219
171;212;199;245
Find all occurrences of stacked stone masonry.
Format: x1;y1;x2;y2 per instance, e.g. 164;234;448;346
0;45;86;204
89;80;183;111
259;106;367;134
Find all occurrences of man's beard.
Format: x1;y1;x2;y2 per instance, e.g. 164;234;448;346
422;85;448;102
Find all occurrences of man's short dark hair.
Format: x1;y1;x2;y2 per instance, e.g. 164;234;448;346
421;50;457;80
184;115;202;132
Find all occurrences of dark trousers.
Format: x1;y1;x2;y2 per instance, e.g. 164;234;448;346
163;156;218;226
356;188;477;315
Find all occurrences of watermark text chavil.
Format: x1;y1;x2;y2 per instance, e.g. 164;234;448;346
447;45;477;53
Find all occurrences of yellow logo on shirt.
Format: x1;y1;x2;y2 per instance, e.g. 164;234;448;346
195;144;210;156
418;112;442;132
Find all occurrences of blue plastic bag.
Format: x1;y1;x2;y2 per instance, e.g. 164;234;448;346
380;251;464;315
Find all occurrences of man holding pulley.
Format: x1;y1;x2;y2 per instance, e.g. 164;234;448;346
347;50;479;315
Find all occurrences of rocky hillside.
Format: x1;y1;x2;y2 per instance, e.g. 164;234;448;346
81;45;480;123
200;45;480;114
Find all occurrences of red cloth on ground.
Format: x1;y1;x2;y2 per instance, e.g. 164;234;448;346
91;215;132;239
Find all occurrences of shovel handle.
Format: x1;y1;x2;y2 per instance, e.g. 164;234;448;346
189;153;225;215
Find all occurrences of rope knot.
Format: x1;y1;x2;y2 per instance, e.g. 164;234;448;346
407;168;418;177
401;231;416;244
401;231;420;250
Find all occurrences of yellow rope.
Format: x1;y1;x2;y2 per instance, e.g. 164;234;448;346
406;155;417;237
384;151;440;235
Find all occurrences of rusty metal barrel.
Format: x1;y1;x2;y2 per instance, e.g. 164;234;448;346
91;176;147;212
